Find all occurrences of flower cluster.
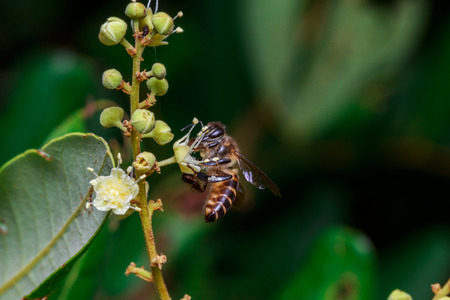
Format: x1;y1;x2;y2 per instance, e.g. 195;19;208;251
98;0;182;143
91;1;184;217
92;1;186;298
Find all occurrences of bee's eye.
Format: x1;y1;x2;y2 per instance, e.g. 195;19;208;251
207;127;224;139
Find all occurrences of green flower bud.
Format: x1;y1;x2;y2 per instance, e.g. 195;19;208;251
133;151;156;173
151;63;166;79
146;77;169;96
100;107;126;131
145;120;174;145
139;8;154;36
130;109;155;134
152;12;174;35
388;290;412;300
125;2;147;20
102;69;123;89
99;17;128;46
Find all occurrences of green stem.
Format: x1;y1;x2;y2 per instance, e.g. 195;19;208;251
120;38;136;56
158;156;176;167
130;21;171;300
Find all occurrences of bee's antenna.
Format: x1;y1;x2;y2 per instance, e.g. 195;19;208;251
181;123;194;132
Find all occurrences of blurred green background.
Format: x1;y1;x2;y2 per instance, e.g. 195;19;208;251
0;0;449;299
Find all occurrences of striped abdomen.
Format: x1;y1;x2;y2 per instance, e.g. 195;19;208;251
204;173;239;222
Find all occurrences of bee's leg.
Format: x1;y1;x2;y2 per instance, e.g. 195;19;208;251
205;169;233;183
200;158;231;167
192;140;222;152
195;172;209;182
182;173;208;192
206;141;220;149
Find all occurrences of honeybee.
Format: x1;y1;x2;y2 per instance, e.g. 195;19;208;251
181;121;281;222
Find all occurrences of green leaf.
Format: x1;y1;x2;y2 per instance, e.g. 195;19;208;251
281;226;377;300
0;133;113;299
47;221;110;300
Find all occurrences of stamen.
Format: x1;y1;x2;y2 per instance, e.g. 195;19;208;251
126;166;133;175
182;117;201;132
173;11;183;20
117;153;123;167
135;174;147;184
146;0;158;11
172;27;183;34
191;129;207;149
179;119;201;145
131;205;142;212
87;167;99;177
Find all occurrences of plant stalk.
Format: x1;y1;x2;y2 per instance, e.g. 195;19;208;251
130;21;171;300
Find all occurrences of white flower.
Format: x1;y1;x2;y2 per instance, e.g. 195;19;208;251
88;154;142;215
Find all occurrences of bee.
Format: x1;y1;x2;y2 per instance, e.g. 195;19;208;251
182;121;281;222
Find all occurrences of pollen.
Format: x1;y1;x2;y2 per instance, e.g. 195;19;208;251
88;158;141;215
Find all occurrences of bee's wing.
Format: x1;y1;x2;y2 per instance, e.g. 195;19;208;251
235;151;281;197
233;183;246;209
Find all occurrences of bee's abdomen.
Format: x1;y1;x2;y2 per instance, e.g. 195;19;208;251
204;174;238;222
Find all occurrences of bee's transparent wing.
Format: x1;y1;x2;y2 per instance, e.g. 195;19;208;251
235;151;281;197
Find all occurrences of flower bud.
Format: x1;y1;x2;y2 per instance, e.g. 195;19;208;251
388;290;412;300
99;17;128;46
151;63;166;79
125;2;147;20
152;12;174;35
102;69;123;89
147;120;174;145
133;151;156;173
130;109;155;134
139;8;154;36
100;107;126;131
146;77;169;96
